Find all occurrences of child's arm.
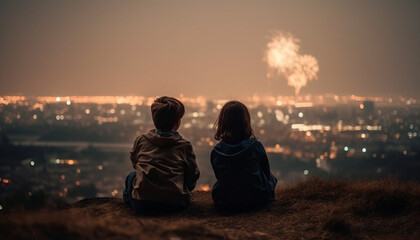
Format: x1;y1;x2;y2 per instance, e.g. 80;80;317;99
184;144;200;191
256;141;277;193
129;136;142;169
254;142;270;176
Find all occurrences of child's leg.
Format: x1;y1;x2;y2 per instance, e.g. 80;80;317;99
123;171;136;204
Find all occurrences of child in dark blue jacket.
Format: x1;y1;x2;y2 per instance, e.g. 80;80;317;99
211;100;277;211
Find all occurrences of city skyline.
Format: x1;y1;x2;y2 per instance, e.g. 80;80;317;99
1;0;420;98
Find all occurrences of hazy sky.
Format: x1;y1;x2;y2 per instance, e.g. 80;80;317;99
1;0;419;98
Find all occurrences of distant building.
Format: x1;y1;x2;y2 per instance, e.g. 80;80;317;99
362;101;374;115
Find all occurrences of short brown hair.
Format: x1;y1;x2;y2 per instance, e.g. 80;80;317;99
151;96;185;130
214;100;255;144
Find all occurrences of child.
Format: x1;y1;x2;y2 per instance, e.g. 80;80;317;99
211;100;277;211
123;96;200;214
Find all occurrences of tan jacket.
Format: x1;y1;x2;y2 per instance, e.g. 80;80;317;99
130;129;200;206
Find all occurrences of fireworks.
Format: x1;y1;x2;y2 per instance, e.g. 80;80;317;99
264;32;319;95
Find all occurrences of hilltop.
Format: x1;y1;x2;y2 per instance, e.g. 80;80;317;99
1;178;420;240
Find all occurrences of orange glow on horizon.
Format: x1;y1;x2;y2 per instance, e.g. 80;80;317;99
197;184;211;192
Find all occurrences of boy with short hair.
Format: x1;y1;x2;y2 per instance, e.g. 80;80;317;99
123;96;200;214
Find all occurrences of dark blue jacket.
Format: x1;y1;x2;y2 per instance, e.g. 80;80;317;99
211;138;277;209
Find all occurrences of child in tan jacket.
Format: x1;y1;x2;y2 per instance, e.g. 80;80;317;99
123;96;200;214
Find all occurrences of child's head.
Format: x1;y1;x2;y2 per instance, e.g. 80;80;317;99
214;100;255;144
151;96;185;131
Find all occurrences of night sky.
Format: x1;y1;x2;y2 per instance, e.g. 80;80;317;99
1;0;419;98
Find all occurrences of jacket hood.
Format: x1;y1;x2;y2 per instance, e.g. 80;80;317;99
213;138;257;157
143;129;182;147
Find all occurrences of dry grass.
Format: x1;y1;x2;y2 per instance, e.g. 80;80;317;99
1;178;420;240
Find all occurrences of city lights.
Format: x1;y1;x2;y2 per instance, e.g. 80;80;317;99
0;93;418;204
111;189;118;197
197;184;211;191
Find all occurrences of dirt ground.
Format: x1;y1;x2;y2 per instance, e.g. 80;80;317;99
1;178;420;240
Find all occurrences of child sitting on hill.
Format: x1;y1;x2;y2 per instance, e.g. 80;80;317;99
211;100;277;211
123;96;200;214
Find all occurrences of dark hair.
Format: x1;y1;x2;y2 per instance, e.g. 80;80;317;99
214;100;255;144
151;96;185;130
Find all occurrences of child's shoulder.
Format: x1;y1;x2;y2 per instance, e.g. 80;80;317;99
251;140;268;156
241;138;265;153
253;139;264;146
175;135;193;148
134;133;149;142
132;134;143;144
